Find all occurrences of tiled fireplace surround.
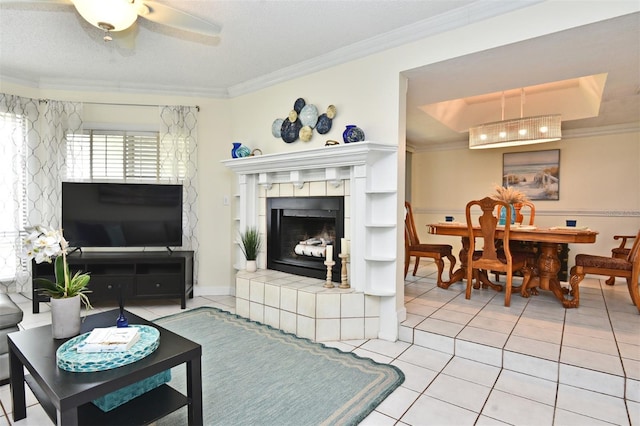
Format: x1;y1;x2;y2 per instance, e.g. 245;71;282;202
223;143;400;342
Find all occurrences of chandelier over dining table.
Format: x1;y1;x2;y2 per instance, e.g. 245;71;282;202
469;89;562;149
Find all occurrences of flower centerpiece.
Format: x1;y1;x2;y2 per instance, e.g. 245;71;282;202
239;227;262;272
24;225;91;338
491;185;529;225
491;185;528;204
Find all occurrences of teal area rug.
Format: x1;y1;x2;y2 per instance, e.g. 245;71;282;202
155;307;404;426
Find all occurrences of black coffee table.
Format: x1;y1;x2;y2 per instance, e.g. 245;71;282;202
8;309;202;425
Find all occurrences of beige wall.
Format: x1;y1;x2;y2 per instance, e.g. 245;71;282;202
410;132;640;267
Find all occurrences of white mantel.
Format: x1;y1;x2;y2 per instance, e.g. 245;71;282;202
222;142;401;341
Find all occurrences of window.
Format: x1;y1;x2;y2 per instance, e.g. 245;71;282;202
66;130;163;181
0;111;28;280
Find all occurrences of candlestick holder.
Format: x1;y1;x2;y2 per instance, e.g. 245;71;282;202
323;260;336;288
338;253;350;289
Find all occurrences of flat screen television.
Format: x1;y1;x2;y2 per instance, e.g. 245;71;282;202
62;182;183;248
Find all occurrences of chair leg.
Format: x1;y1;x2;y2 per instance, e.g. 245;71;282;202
434;257;445;287
505;271;512;307
465;267;474;300
626;277;640;313
446;254;456;282
412;256;421;276
404;254;410;278
568;266;585;308
605;276;616;286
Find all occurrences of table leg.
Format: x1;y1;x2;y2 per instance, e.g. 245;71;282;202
58;408;79;426
187;356;203;425
438;238;467;289
439;237;502;292
521;242;577;308
9;343;26;421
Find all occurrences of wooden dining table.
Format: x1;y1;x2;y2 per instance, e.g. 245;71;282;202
428;223;598;308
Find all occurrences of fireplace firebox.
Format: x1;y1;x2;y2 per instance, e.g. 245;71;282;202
267;196;344;281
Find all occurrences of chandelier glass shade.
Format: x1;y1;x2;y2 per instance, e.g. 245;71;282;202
71;0;138;32
469;114;562;149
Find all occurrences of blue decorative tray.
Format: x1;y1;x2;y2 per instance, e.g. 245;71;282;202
56;325;160;372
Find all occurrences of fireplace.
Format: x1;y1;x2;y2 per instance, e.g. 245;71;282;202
267;196;344;281
222;143;400;341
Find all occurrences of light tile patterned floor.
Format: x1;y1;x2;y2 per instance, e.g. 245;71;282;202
1;261;639;425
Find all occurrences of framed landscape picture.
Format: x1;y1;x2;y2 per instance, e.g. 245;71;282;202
503;149;560;200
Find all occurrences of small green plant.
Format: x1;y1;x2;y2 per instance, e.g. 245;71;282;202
239;227;262;261
23;225;92;310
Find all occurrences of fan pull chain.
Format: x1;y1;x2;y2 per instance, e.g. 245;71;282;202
98;22;115;42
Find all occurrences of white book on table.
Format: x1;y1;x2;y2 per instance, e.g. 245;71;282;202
76;327;140;353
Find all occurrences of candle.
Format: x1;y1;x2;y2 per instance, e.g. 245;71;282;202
325;244;333;260
341;238;346;255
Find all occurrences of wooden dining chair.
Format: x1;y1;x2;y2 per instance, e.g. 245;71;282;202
404;201;456;287
569;229;640;313
494;200;537;282
605;233;637;285
496;201;536;226
465;197;531;307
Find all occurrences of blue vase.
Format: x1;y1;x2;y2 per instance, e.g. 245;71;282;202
116;311;128;328
499;204;516;225
343;125;365;143
231;142;251;158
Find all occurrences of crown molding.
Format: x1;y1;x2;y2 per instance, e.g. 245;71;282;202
0;74;229;98
227;1;541;98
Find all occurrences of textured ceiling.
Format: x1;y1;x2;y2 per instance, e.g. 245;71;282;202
0;0;483;96
1;1;638;150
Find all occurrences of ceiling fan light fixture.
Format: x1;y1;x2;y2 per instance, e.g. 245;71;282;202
72;0;138;32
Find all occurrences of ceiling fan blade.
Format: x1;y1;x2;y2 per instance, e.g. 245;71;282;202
140;0;220;37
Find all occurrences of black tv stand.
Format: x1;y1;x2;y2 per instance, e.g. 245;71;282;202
31;251;194;314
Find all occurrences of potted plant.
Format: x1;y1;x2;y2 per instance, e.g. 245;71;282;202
24;225;92;338
491;185;529;225
239;227;262;272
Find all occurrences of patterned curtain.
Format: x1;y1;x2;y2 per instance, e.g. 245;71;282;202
0;94;83;293
159;105;199;283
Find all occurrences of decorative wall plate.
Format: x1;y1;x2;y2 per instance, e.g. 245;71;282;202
294;98;306;113
299;104;319;128
316;113;332;134
300;125;313;142
272;118;284;138
326;104;337;119
281;118;302;143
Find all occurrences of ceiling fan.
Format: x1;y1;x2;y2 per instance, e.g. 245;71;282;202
3;0;221;41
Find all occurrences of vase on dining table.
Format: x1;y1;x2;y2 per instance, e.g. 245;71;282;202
499;204;516;225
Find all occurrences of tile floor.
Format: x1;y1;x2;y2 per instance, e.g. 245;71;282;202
1;261;639;425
